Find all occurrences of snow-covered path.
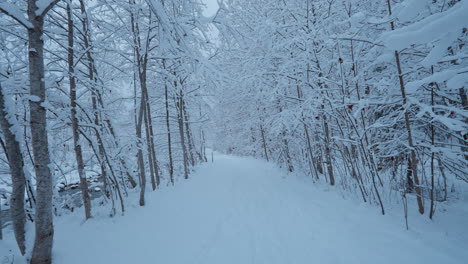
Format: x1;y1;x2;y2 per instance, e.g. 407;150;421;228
49;154;467;264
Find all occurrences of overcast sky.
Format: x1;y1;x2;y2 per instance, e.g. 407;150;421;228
202;0;219;17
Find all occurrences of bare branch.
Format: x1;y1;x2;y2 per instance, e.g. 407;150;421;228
0;4;32;29
35;0;61;17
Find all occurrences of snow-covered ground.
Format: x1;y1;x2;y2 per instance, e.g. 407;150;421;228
1;153;467;264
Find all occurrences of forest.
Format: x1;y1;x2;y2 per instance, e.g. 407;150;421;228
0;0;467;263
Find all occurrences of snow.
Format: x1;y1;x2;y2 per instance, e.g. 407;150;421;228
394;0;430;22
35;0;57;16
382;0;468;53
406;66;468;93
0;3;33;28
1;84;24;143
2;153;467;264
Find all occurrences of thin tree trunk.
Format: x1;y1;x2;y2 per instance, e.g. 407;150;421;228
164;75;174;185
313;51;335;185
143;97;157;190
0;83;26;255
322;113;335;185
260;124;269;162
282;130;294;172
67;1;91;220
296;84;318;179
458;87;468;159
78;0;108;194
78;0;137;190
0;197;2;240
136;95;146;206
142;74;159;189
387;0;424;214
437;156;448;201
130;0;152;204
177;88;189;179
201;129;208;162
182;99;196;166
430;67;436;219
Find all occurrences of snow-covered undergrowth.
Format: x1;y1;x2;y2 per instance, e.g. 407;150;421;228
2;153;467;264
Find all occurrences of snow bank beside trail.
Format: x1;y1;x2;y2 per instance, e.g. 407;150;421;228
1;153;467;264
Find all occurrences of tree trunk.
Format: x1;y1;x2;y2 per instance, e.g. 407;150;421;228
141;75;159;189
0;196;2;240
430;68;436;219
282;130;294;172
143;95;157;190
27;1;55;262
78;0;108;194
0;83;26;255
322;112;335;185
79;0;137;191
177;89;189;179
164;78;174;185
387;0;424;214
136;95;146;206
67;1;91;220
313;51;335;185
182;99;196;166
260;124;269;162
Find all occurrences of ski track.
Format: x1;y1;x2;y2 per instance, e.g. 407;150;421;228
3;153;466;264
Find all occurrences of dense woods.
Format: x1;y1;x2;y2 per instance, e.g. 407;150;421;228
1;0;211;262
0;0;467;263
212;0;467;217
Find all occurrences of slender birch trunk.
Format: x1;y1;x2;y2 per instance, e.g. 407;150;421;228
136;95;146;206
177;87;189;179
387;0;424;215
26;1;58;262
143;94;157;190
0;83;26;255
0;197;2;240
313;50;335;185
260;124;269;162
67;1;91;220
164;71;174;184
78;0;108;193
182;99;196;166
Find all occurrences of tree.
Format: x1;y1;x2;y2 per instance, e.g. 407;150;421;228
0;82;26;255
1;0;59;262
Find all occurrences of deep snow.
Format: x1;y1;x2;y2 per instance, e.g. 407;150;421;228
1;153;467;264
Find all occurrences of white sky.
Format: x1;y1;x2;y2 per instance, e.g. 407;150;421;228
202;0;219;17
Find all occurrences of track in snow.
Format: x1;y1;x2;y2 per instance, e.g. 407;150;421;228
35;154;468;263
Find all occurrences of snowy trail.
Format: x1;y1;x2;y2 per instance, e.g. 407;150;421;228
48;153;467;264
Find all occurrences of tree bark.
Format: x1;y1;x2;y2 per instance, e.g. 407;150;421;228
322;108;335;185
260;124;269;162
0;196;2;240
177;88;189;179
0;83;26;255
78;0;108;194
136;95;146;206
164;78;174;185
27;1;56;262
143;94;157;190
141;70;159;189
313;51;335;185
182;99;196;166
67;1;91;220
387;0;424;214
282;130;294;172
